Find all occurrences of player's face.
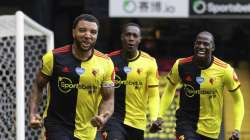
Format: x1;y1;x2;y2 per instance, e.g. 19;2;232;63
121;26;141;52
194;33;214;60
72;20;98;51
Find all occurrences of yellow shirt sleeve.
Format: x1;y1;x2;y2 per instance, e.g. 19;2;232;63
167;59;181;85
147;58;159;86
224;65;244;131
224;65;240;91
41;51;53;76
147;58;160;121
230;89;244;131
102;57;115;87
158;59;180;118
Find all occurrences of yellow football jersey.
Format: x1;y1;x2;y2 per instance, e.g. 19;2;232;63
108;50;159;130
41;45;114;140
167;56;240;139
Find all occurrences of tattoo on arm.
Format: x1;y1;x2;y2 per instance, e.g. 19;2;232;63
30;71;49;114
99;87;114;118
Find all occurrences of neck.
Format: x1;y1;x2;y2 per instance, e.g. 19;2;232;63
122;49;139;60
72;44;93;61
193;56;213;69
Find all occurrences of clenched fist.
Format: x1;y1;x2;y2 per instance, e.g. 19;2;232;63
91;112;110;129
29;113;43;128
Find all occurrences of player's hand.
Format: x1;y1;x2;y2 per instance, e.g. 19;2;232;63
229;130;240;140
29;113;43;128
149;118;164;133
91;112;110;129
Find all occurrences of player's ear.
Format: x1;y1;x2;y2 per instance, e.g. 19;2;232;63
72;29;75;38
139;35;142;43
121;34;124;41
211;42;215;51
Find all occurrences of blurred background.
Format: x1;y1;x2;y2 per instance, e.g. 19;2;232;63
0;0;249;139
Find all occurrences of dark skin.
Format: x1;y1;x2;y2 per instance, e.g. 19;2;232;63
122;25;160;132
29;72;49;128
30;19;114;130
151;32;242;140
72;20;98;61
121;25;141;60
193;31;215;69
150;31;216;133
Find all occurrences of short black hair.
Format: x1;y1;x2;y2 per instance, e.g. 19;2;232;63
122;22;141;33
197;31;215;47
72;14;99;29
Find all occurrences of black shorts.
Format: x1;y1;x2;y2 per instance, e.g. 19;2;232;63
44;122;79;140
102;118;144;140
176;127;217;140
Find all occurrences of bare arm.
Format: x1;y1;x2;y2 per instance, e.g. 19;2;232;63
29;71;49;128
99;86;114;117
91;86;114;129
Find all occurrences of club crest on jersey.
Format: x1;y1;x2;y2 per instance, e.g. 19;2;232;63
75;67;85;75
209;77;216;85
123;66;131;74
92;69;99;77
137;68;142;75
196;76;204;84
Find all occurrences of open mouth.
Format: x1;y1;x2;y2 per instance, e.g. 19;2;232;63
127;43;135;48
80;40;91;47
196;49;206;56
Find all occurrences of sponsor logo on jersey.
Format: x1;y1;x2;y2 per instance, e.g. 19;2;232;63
196;76;204;84
75;67;85;75
114;75;142;89
183;84;216;98
57;76;97;94
123;66;131;74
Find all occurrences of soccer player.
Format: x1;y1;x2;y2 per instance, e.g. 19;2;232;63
29;14;115;140
101;23;160;140
152;31;244;140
